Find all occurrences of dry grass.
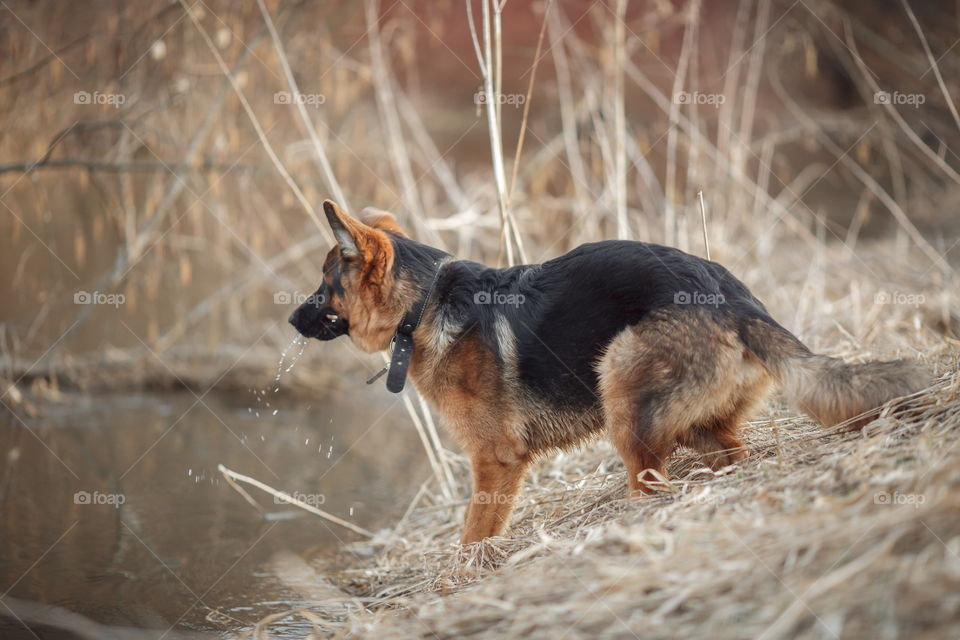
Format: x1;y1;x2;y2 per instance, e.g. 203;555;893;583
243;356;960;639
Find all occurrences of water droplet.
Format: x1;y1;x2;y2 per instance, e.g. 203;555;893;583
266;335;309;402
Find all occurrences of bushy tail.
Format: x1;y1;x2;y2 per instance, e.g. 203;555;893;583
744;319;928;427
779;354;927;427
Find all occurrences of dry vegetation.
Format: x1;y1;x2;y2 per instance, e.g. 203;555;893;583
328;370;960;640
2;0;960;638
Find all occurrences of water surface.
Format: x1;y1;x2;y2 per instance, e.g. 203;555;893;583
0;389;425;637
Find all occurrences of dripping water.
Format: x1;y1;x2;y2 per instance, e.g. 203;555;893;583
248;335;308;418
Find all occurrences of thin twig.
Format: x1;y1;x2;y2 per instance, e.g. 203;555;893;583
665;0;702;247
470;0;526;266
221;470;266;514
507;0;553;206
400;391;455;502
254;0;349;209
613;0;629;240
0;159;261;176
218;464;374;538
180;0;328;236
900;0;960;133
841;17;960;187
698;190;711;260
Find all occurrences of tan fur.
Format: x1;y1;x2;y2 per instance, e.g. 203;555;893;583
360;207;408;237
409;326;531;543
321;201;418;353
736;315;928;428
778;354;926;428
597;308;771;493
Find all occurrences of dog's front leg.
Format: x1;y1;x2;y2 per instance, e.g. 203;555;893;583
461;448;530;545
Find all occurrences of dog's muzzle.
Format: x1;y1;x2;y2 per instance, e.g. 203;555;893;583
288;303;348;340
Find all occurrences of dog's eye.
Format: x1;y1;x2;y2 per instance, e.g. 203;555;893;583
339;251;360;267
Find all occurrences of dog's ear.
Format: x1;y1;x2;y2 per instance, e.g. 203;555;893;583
324;200;367;259
360;207;408;237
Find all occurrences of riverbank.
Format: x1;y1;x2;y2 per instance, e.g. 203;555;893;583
253;355;960;638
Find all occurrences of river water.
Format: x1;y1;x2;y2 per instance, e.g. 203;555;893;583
0;389;426;637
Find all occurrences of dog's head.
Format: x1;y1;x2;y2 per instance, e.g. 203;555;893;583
288;200;411;353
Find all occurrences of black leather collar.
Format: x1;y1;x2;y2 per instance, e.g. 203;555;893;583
367;260;446;393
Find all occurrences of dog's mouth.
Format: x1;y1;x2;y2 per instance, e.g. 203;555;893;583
289;308;349;341
313;313;348;340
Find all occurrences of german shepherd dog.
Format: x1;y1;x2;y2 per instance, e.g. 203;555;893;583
290;200;926;544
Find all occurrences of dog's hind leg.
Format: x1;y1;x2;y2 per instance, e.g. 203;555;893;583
681;420;749;471
604;393;678;494
598;309;769;495
682;373;772;470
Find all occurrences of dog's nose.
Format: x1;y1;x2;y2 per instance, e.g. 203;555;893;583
288;308;300;327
